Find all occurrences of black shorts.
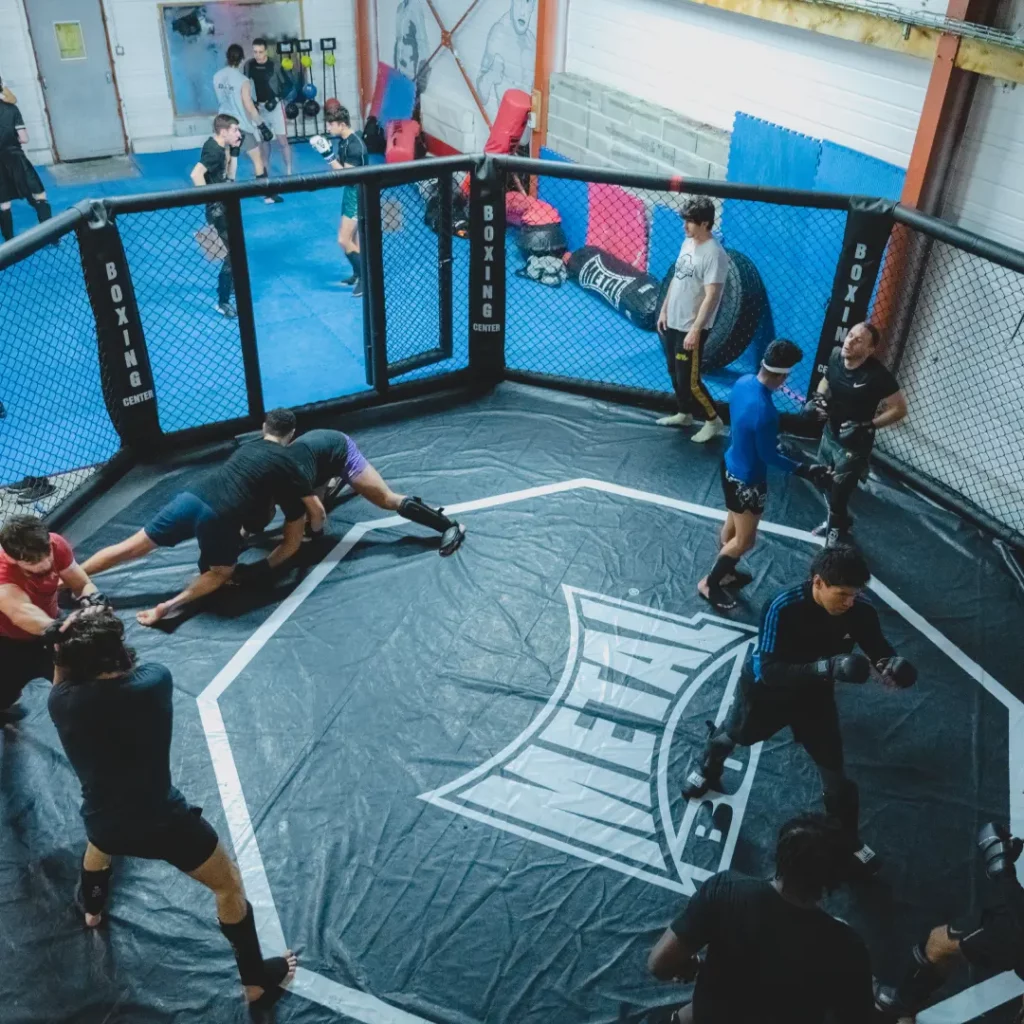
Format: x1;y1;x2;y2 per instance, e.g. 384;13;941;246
88;804;219;874
725;673;844;773
720;462;767;516
0;634;53;709
0;148;44;203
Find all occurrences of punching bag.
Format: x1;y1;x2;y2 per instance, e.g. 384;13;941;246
564;246;661;332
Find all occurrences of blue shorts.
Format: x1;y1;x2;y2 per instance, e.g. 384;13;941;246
144;492;241;571
340;436;368;485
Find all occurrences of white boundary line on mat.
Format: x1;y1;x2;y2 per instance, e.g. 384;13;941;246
195;477;1024;1024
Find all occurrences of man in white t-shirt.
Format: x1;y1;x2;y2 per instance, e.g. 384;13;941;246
656;197;729;443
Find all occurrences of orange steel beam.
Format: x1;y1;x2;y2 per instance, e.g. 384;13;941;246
530;0;560;157
872;0;994;350
355;0;374;118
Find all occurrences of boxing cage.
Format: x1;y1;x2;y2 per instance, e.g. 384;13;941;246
0;154;1022;555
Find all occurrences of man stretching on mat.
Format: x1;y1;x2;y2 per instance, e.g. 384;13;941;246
0;514;104;719
649;813;874;1023
0;76;53;243
876;822;1024;1022
684;544;918;879
81;409;324;627
698;339;831;612
47;607;297;1005
656;197;728;443
309;107;368;295
237;428;466;565
806;321;908;547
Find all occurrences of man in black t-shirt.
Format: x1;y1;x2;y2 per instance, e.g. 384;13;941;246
81;408;324;626
309;107;368;294
876;823;1024;1022
47;608;297;1005
0;78;53;242
649;813;874;1023
807;322;907;547
245;38;292;175
190;113;241;318
682;544;917;878
242;428;466;557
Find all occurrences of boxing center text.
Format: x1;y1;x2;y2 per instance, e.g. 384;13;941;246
472;202;501;333
105;259;154;408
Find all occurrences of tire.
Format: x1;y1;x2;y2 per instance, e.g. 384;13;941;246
657;248;768;371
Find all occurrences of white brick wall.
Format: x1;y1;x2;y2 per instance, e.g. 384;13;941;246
546;73;730;179
0;0;52;164
565;0;931;169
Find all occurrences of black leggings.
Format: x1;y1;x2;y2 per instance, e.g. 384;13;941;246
660;327;716;420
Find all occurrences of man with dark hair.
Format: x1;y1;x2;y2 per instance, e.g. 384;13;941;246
648;813;874;1023
239;428;466;561
212;43;278;200
191;113;242;317
81;409;324;626
807;321;907;547
876;822;1024;1022
656;197;729;443
0;75;53;242
0;514;102;716
309;107;368;295
684;544;918;877
245;38;292;176
47;608;297;1004
699;339;831;611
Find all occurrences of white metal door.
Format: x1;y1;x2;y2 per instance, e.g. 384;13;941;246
25;0;124;160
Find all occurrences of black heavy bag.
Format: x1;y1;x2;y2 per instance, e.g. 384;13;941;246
656;247;769;371
564;246;660;332
362;115;387;155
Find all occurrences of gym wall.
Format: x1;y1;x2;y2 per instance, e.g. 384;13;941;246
563;0;930;169
0;0;52;165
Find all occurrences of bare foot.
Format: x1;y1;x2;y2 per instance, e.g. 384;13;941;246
697;577;710;600
136;605;166;627
85;912;102;928
243;950;298;1003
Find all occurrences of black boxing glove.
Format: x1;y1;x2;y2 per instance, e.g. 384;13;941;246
263;96;278;112
257;121;274;143
838;420;876;448
77;591;110;610
39;617;67;651
814;653;871;684
978;822;1023;881
793;461;833;488
876;655;917;689
803;392;828;420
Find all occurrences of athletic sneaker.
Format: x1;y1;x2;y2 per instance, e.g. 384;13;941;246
5;475;43;492
691;417;725;444
352;278;364;298
264;194;284;204
215;301;238;318
16;477;56;504
656;412;693;427
339;274;357;287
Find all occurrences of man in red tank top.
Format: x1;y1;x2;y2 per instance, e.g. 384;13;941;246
0;515;103;716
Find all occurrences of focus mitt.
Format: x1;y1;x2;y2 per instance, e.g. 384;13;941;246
814;653;871;684
838;420;876;448
978;822;1023;881
876;655;917;689
793;461;833;488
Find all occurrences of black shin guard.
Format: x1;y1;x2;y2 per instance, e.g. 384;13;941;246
32;199;52;224
876;943;946;1016
347;249;362;280
80;866;112;916
708;555;738;588
219;900;292;995
0;208;13;241
399;497;464;556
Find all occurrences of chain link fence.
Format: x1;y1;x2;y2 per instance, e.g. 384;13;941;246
872;232;1024;539
504;172;846;410
0;227;120;525
118;204;249;433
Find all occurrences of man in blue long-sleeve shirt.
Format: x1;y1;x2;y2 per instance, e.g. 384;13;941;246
699;339;831;611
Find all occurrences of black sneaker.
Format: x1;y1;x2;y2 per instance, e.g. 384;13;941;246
0;399;6;419
6;475;41;492
16;478;56;504
263;194;284;204
215;301;238;318
339;275;357;286
352;278;363;298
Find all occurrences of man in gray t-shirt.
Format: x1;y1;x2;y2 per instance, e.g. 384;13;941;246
213;44;281;203
656;197;729;443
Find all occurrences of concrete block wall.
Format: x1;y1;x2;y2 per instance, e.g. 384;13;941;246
545;72;730;180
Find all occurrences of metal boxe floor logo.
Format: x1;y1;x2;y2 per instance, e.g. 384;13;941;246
420;585;759;895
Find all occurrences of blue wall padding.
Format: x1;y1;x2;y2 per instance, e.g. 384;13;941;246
538;147;589;254
721;113;835;400
649;203;685;281
378;69;416;125
815;141;906;200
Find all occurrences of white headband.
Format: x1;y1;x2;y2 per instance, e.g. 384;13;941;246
761;362;794;375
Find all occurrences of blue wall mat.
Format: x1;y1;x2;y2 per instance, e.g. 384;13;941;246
815;141;905;200
538;147;589;254
649;203;685;281
722;113;835;400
